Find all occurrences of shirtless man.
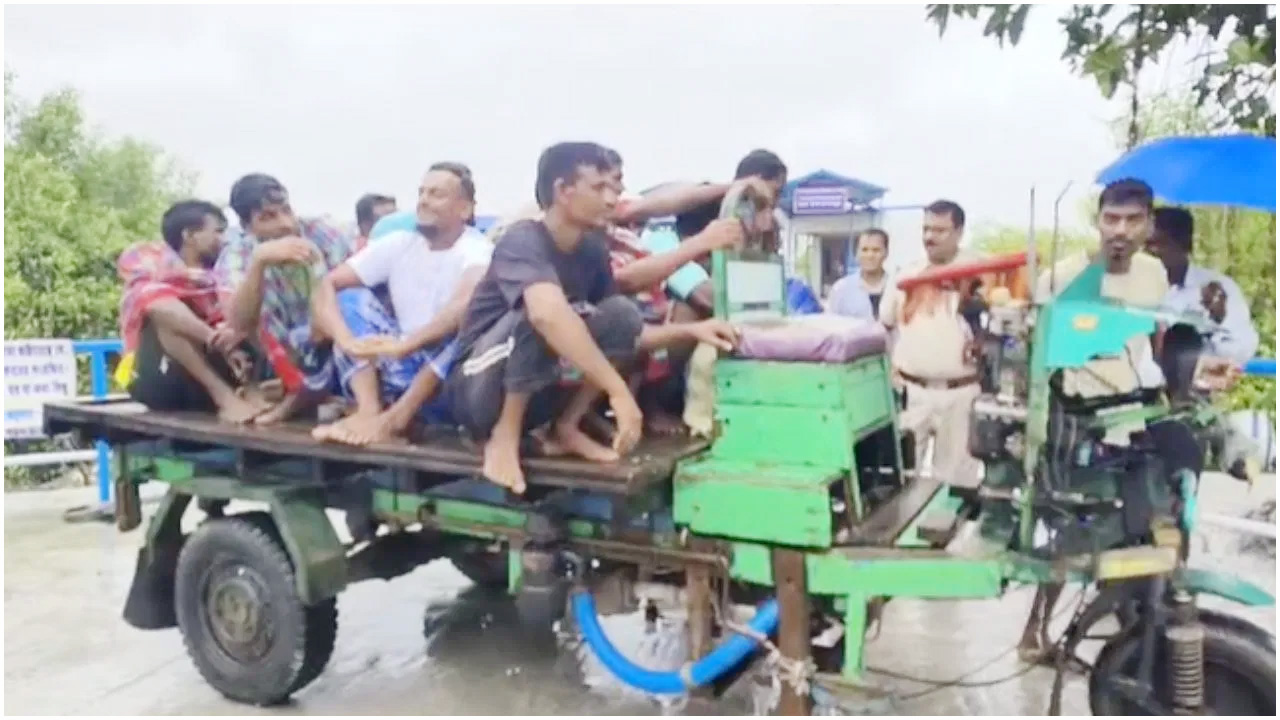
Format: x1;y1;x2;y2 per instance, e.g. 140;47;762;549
310;163;491;445
119;200;263;422
448;142;739;494
215;174;354;424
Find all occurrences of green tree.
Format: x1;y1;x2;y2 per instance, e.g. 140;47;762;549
926;4;1277;138
969;224;1096;259
4;72;193;486
4;72;193;342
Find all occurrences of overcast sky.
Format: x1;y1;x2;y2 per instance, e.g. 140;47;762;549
5;3;1195;245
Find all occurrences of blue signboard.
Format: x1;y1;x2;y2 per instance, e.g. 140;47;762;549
791;186;850;216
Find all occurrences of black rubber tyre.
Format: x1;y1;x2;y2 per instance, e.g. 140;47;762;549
174;515;338;706
449;550;509;591
1089;614;1276;716
218;511;338;694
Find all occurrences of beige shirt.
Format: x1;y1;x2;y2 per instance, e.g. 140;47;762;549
879;249;979;380
1035;252;1169;398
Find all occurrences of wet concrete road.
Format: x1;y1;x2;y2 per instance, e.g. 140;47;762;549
4;476;1274;716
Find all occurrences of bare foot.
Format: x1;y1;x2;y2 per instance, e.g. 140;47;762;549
580;411;617;446
216;393;265;424
318;413;398;447
254;393;303;426
529;426;568;457
482;430;526;494
238;384;274;413
311;412;367;443
552;421;620;463
644;410;686;437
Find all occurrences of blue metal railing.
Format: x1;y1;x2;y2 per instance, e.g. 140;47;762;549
74;339;123;504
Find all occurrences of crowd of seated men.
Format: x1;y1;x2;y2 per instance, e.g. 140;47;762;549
118;138;1259;500
117;142;792;492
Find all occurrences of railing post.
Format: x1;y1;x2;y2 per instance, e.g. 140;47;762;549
89;348;112;504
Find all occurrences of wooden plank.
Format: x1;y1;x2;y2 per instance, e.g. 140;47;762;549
771;549;813;716
846;470;943;545
44;399;707;496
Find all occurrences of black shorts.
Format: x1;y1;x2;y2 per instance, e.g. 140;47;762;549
447;296;644;439
128;322;239;412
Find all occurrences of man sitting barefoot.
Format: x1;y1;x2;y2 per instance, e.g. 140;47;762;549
448;142;739;494
119;200;264;422
215;174;354;425
309;163;491;445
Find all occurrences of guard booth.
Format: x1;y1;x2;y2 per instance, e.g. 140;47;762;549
779;169;887;298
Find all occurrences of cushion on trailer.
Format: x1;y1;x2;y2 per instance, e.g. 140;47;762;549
733;314;888;363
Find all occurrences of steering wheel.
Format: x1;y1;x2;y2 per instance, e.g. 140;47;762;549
896;251;1031;291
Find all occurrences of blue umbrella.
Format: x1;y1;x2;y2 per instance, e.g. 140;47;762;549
1095;134;1276;213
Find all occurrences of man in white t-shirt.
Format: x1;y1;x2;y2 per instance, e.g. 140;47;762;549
310;162;493;445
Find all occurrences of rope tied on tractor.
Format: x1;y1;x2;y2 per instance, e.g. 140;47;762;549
709;591;816;699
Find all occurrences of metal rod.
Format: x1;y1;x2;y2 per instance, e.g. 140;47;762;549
1026;186;1037;301
3;449;101;467
1199;512;1277;539
1048;181;1072;296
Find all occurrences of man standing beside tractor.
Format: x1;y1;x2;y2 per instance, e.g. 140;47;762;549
879;200;984;487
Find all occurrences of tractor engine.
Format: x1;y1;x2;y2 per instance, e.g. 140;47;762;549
967;304;1031;465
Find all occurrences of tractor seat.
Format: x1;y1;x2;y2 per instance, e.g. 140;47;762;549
733;314;889;364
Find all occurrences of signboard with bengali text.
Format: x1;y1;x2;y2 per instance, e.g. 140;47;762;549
791;186;852;216
4;339;77;439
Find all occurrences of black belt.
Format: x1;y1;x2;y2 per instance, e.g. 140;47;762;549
900;372;978;390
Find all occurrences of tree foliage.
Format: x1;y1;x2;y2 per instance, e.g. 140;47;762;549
4;72;193;343
926;4;1277;137
4;72;193;487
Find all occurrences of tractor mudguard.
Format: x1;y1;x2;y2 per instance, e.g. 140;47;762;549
1179;567;1275;607
122;490;191;630
122;482;348;632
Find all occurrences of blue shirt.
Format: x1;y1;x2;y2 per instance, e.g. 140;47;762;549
638;225;710;301
370;211;417;241
827;272;889;321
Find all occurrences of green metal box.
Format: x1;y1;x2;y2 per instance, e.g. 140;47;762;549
673;457;844;548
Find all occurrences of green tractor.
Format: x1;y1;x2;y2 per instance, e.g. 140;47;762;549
45;181;1274;715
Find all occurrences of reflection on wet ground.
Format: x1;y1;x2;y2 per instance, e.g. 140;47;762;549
4;478;1274;716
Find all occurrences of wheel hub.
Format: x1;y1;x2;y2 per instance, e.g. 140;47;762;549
205;565;273;663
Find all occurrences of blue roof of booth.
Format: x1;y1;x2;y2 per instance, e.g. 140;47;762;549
781;169;888;213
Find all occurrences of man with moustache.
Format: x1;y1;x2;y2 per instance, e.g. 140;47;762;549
309;162;492;445
878;200;983;487
1019;178;1243;660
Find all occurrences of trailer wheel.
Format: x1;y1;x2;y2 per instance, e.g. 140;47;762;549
1088;614;1276;716
174;515;338;706
450;550;509;591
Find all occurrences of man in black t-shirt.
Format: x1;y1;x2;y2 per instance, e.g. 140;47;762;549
449;142;739;494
